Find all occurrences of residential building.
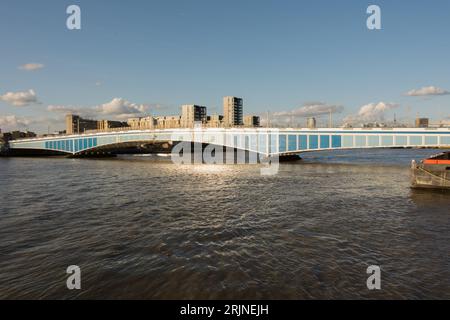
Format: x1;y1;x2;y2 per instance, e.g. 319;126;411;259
66;114;98;134
181;105;207;128
206;115;224;128
415;117;429;128
97;120;128;131
127;116;156;130
223;96;243;127
243;115;260;127
155;116;182;129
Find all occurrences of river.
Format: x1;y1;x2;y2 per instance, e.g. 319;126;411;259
0;148;449;299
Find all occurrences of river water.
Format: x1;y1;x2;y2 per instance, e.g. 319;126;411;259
0;148;449;299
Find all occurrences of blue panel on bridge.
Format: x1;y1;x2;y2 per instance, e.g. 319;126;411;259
258;134;266;154
288;135;297;151
279;135;286;152
368;136;379;147
250;135;257;151
244;136;250;150
410;136;423;145
332;135;342;148
320;135;330;149
395;136;407;146
299;135;307;150
342;136;353;148
270;134;277;153
309;135;318;149
425;136;438;145
381;136;393;146
355;136;366;147
441;136;450;145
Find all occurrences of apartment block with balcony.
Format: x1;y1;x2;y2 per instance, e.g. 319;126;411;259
97;119;128;131
181;105;207;128
155;116;182;129
127;116;156;130
223;96;243;127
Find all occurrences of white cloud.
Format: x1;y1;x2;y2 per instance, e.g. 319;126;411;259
0;115;32;130
0;115;66;133
47;98;150;120
18;63;45;71
272;102;344;119
0;89;39;107
405;86;449;96
344;102;399;123
95;98;149;119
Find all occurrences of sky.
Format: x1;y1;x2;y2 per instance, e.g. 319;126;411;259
1;0;450;133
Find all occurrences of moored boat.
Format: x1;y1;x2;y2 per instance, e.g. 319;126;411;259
411;152;450;190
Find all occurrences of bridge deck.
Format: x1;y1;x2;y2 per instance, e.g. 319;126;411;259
8;127;450;156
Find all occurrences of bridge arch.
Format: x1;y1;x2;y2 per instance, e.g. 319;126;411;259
7;128;450;157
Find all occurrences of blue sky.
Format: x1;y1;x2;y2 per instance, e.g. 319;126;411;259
1;0;449;132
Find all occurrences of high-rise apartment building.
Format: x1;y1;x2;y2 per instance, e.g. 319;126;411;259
181;105;207;128
223;96;243;127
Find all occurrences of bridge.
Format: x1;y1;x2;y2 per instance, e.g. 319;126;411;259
7;127;450;157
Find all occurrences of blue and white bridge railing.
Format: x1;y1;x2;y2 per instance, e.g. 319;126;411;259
8;127;450;156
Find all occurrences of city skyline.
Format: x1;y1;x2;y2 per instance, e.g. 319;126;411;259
1;0;450;133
